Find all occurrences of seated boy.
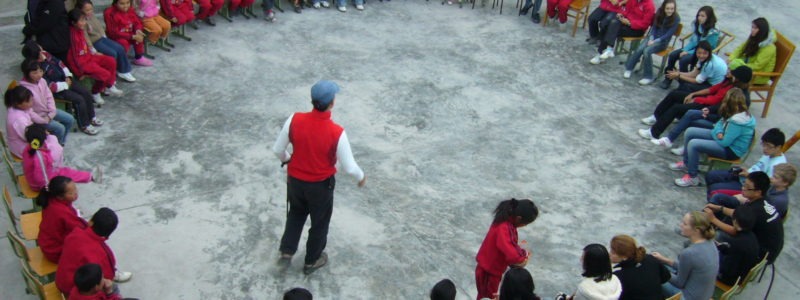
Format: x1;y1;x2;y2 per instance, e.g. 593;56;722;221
69;263;138;300
709;163;795;220
705;128;787;195
716;208;759;286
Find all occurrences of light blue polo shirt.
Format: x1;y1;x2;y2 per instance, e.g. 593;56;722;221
696;54;728;85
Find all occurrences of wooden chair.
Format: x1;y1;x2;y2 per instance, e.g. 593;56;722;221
0;129;23;162
782;130;800;152
541;0;591;37
747;31;795;117
649;24;684;79
19;261;65;300
3;185;41;240
665;292;681;300
6;231;58;277
705;131;757;172
679;29;735;55
714;252;769;299
2;148;40;199
716;277;742;300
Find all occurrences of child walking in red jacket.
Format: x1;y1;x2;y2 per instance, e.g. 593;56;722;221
104;0;153;67
66;9;123;98
475;198;539;300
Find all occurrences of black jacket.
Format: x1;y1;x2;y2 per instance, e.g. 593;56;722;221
614;254;671;300
24;0;70;55
718;230;760;286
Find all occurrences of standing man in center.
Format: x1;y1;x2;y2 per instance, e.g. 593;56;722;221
272;80;367;275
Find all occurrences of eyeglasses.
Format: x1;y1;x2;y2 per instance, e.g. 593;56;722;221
742;187;757;191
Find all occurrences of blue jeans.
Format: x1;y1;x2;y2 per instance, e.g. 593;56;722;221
93;37;132;74
664;49;695;73
625;39;669;80
682;127;737;177
662;265;682;299
705;169;743;196
523;0;543;14
667;109;714;142
44;110;75;145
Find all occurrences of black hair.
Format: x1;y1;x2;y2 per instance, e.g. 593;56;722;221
654;0;678;29
74;263;103;292
761;128;785;148
4;86;33;108
75;0;94;10
68;9;84;26
748;171;771;195
733;207;757;232
492;198;539;226
91;207;118;237
696;40;713;55
25;123;48;156
499;267;538;300
35;176;74;208
283;287;313;300
311;100;332;112
21;40;42;60
21;59;41;80
742;18;770;58
430;279;456;300
582;244;613;283
695;6;717;38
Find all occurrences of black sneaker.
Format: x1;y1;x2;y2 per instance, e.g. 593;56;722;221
303;253;328;275
203;17;216;26
277;254;292;270
659;78;672;89
531;13;540;24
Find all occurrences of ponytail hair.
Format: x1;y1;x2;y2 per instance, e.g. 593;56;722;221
610;235;646;263
25;124;48;156
492;198;539;225
688;211;716;240
35;176;73;208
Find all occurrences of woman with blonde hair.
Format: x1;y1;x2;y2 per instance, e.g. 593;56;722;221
652;212;719;300
610;235;670;300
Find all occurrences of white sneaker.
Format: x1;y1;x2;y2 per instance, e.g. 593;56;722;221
590;54;603;65
675;174;700;187
356;4;364;10
638;128;654;139
106;85;124;97
638;78;654;85
313;2;320;7
600;48;615;60
114;270;133;282
321;0;329;7
337;6;346;11
558;22;567;32
92;93;106;105
668;161;687;171
623;70;632;79
640;115;656;126
117;72;136;82
651;137;672;148
671;146;685;156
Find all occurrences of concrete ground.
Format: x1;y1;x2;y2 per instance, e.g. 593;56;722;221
1;0;798;299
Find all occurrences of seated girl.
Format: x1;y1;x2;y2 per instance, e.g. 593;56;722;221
75;0;137;83
589;0;654;65
564;244;622;300
659;6;719;89
104;0;154;67
727;18;777;86
37;176;89;263
18;59;75;145
4;86;35;158
623;0;679;85
609;235;670;300
669;88;755;187
652;212;719;300
66;9;124;101
665;40;728;93
22;124;98;192
136;0;171;44
586;0;626;44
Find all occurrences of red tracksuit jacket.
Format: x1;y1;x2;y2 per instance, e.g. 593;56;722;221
475;221;527;275
103;6;142;41
622;0;656;31
68;287;122;300
39;198;89;263
693;80;734;105
56;228;117;294
66;27;95;78
288;110;344;182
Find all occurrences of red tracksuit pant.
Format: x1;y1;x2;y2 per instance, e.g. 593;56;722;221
229;0;255;12
113;38;144;57
82;54;117;94
196;0;224;19
547;0;573;23
475;266;502;300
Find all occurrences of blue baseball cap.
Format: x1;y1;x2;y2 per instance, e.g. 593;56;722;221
310;80;340;105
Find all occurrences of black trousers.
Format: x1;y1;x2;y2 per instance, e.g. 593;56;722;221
597;19;644;53
279;175;335;265
587;8;615;39
54;84;96;128
650;90;704;138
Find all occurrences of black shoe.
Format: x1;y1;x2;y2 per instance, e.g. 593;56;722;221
203;17;216;26
230;8;240;16
659;78;672;89
531;13;540;23
293;5;302;13
303;253;328;275
277;254;292;270
518;3;532;15
188;20;199;29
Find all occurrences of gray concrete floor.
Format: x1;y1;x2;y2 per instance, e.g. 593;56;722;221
1;0;799;299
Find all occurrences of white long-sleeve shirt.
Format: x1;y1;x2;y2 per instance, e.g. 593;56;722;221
272;113;365;181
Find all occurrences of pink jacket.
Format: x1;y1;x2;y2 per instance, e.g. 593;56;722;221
138;0;162;18
18;79;56;125
6;107;34;158
22;135;64;191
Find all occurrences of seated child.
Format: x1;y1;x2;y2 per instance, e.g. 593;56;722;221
4;86;35;158
22;124;98;192
69;263;137;300
159;0;196;26
38;176;89;263
19;59;75;145
705;128;786;193
136;0;171;44
430;279;456;300
104;0;154;67
283;288;313;300
66;9;124;100
715;208;759;286
708;163;795;221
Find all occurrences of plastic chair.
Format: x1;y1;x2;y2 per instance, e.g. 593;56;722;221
6;231;58;277
3;185;41;240
19;261;65;300
748;31;795;117
541;0;591;37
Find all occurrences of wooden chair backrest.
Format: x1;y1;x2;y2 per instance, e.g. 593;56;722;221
19;260;47;300
782;130;800;152
7;80;18;90
713;30;735;54
720;277;742;300
2;149;19;186
570;0;590;9
670;24;684;48
772;31;796;76
6;230;30;261
2;185;17;230
741;252;769;289
665;292;681;300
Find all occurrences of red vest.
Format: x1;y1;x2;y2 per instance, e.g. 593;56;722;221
288;110;344;182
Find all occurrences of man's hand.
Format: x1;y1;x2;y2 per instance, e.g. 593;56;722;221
666;70;679;80
703;207;717;220
705;203;722;212
358;175;367;187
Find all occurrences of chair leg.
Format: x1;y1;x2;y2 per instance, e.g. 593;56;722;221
763;264;775;300
499;0;503;14
571;13;579;37
761;93;773;118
